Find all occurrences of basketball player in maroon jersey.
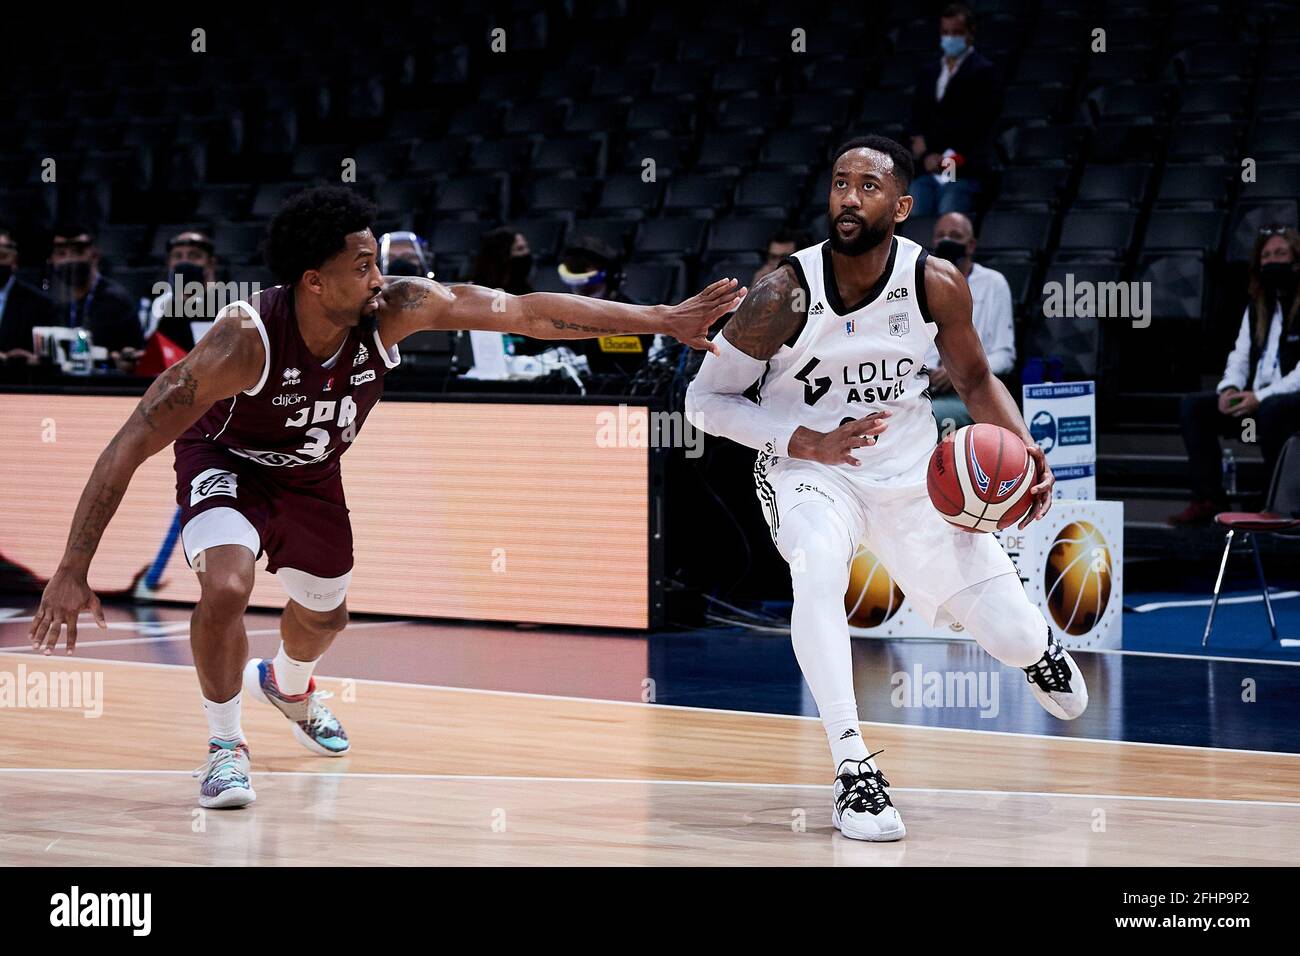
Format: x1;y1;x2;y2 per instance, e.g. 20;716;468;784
28;187;745;808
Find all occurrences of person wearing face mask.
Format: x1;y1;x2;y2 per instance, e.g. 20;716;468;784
378;231;435;279
922;213;1015;430
141;232;221;349
471;226;534;295
0;228;57;365
906;3;1002;217
44;225;144;363
1171;226;1300;525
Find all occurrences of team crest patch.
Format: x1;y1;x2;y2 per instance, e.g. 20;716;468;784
190;468;238;505
888;312;910;337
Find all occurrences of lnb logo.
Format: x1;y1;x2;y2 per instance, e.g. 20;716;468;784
49;886;151;936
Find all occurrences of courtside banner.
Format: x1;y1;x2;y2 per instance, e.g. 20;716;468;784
0;395;650;628
1022;381;1097;500
846;499;1123;650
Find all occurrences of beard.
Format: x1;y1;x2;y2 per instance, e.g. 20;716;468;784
827;212;891;256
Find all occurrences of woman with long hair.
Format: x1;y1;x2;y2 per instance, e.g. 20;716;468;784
1171;225;1300;524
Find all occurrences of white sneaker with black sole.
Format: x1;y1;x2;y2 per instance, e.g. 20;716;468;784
1024;630;1088;720
832;750;905;842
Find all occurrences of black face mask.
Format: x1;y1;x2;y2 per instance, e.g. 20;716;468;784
1259;261;1297;292
0;265;11;286
827;213;891;257
508;253;533;288
934;239;969;264
53;260;93;294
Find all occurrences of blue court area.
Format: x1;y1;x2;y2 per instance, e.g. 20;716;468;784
1122;589;1300;659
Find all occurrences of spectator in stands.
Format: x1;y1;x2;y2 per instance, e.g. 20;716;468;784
555;235;627;302
139;231;218;351
906;3;1002;217
1171;226;1300;525
0;228;56;363
45;224;143;356
471;226;533;295
378;231;434;279
922;212;1016;429
752;227;810;286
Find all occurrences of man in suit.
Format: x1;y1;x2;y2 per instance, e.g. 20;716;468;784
907;3;1003;217
0;228;56;363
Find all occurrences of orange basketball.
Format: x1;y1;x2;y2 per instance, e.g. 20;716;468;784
927;424;1036;533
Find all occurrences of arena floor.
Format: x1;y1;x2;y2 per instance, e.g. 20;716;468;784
1;602;1298;866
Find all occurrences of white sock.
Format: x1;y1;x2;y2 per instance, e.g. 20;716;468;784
272;644;316;696
202;692;243;743
780;501;871;771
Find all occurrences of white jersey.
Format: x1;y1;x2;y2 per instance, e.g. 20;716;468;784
754;235;939;487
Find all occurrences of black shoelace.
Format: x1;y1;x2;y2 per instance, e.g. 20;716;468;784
835;749;894;816
1025;635;1074;693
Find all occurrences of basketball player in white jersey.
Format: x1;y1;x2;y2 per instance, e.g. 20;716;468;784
686;136;1087;841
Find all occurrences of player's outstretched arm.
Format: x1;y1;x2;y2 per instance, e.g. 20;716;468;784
29;308;264;655
375;276;745;353
685;265;889;465
928;255;1054;524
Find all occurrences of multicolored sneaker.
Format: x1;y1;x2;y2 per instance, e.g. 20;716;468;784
243;658;350;757
193;739;255;809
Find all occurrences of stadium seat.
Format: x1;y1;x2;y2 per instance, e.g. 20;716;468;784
975;211;1054;259
1075;165;1149;209
1154;164;1231;209
1143;210;1226;255
663;175;735;217
995;166;1069;209
1137;255;1206;321
634;218;707;260
704;217;784;263
1056;210;1137;260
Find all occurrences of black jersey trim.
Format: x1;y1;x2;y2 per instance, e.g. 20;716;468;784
915;249;935;324
821;237;898;317
777;255;810;348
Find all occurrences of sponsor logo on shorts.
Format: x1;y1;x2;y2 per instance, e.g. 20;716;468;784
272;393;307;406
350;369;376;386
281;367;301;386
794;481;835;503
353;343;370;366
190;468;238;505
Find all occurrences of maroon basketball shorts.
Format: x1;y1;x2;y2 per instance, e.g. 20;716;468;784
173;438;353;611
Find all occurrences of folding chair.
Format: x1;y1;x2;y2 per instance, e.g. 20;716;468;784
1203;434;1300;645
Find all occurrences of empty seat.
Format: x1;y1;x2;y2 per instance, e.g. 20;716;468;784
598;175;663;213
662;175;734;216
1075;165;1149;208
734;172;805;213
759;131;825;172
995;166;1068;208
1155;164;1231;208
621;262;682;303
976;211;1054;257
501;101;568;137
1166;122;1240;162
705;217;784;260
897;215;938;248
569;218;637;255
1246;120;1300;159
434;176;507;218
527;177;594;215
428;221;485;257
1178;80;1248;117
634;218;706;258
1001;126;1085;167
532;138;602;175
1137;255;1205;320
1143;210;1225;254
626;101;695;134
695;133;759;172
1056;210;1136;259
467;139;532;173
251;182;307;219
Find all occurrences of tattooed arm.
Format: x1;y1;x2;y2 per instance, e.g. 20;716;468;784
684;265;891;464
29;308;264;654
375;275;745;354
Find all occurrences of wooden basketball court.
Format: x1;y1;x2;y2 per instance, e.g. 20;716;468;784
3;616;1298;866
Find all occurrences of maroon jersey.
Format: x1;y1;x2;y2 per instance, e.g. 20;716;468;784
182;285;399;474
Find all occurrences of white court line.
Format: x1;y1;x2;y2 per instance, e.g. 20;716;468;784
0;619;411;652
1130;591;1299;612
0;766;1297;809
2;649;1298;762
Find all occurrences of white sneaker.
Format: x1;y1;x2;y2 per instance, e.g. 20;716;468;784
1024;631;1089;720
832;752;906;842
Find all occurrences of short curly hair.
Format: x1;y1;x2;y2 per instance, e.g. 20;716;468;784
263;186;376;284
